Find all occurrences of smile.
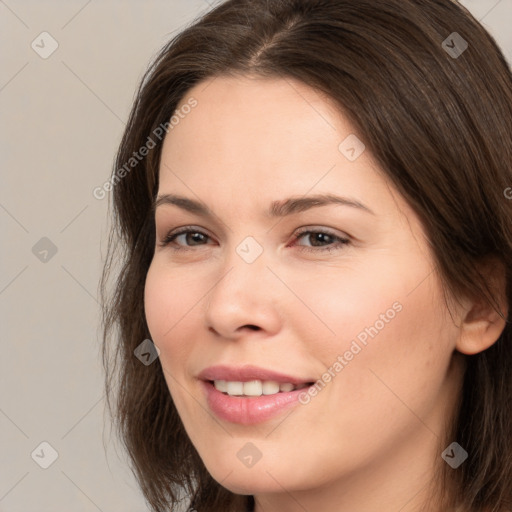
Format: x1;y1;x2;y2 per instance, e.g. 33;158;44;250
213;379;310;396
201;381;314;425
198;365;315;424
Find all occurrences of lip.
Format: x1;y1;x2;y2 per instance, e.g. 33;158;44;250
198;365;315;425
201;381;312;425
197;364;313;384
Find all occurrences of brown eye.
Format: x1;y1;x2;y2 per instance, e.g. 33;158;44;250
293;229;350;253
160;228;212;250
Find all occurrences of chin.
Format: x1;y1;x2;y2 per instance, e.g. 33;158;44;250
203;448;315;496
211;469;286;495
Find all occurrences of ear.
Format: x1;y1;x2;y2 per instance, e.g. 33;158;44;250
456;257;509;355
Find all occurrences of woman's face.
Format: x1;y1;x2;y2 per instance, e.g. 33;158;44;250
144;75;465;505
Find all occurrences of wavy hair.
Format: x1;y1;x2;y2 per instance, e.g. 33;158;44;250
100;1;512;510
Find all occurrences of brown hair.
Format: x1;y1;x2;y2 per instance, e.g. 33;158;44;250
100;1;512;510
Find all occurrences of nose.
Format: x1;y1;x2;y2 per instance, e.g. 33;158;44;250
203;248;282;341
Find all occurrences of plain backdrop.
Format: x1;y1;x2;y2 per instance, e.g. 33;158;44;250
1;0;511;510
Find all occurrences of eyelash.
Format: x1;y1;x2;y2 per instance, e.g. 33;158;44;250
158;226;350;254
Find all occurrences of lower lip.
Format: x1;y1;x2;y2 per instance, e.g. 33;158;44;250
201;381;310;425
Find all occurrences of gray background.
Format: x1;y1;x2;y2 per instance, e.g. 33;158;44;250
0;1;510;510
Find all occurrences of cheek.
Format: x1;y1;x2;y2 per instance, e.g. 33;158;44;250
317;275;455;429
282;260;413;364
144;262;200;363
295;254;456;413
143;270;163;338
144;263;202;415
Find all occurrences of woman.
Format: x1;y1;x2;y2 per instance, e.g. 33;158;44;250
100;0;512;511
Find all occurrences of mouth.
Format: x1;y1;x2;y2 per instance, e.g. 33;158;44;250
210;379;311;396
198;365;316;425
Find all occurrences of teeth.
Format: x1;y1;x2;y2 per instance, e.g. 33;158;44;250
262;381;280;395
215;380;227;393
226;381;244;396
243;380;263;396
214;379;307;396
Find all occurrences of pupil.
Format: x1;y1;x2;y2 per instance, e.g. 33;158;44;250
311;233;330;246
188;233;205;245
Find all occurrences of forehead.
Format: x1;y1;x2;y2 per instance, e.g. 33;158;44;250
157;75;415;229
161;76;365;185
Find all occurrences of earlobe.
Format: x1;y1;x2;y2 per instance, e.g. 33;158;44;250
455;258;509;356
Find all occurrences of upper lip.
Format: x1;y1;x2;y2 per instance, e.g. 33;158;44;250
198;364;314;384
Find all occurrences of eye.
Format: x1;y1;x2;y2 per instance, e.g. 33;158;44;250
158;226;351;253
159;227;212;251
291;228;350;253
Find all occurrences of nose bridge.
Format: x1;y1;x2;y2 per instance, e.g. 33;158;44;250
210;234;270;305
203;234;281;337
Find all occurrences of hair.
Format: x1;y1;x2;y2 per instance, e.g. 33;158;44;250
100;1;512;511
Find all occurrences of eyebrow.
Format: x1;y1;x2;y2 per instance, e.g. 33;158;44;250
153;193;375;217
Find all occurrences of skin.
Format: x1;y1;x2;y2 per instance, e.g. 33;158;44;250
144;75;507;512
